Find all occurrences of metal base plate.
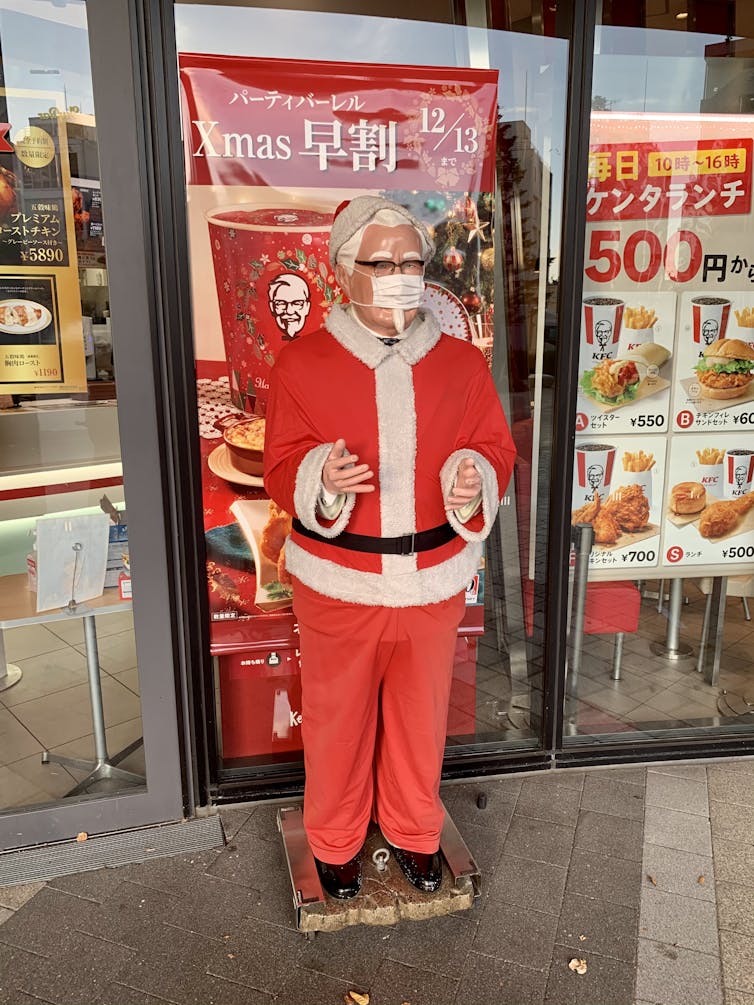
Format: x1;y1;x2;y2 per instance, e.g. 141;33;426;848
650;640;694;661
278;803;479;933
0;665;22;691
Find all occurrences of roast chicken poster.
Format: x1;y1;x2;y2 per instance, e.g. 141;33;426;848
179;54;499;622
573;112;754;577
0;91;86;394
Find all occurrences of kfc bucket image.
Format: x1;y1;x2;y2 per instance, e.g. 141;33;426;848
691;296;731;355
206;199;341;414
573;442;616;510
583;297;624;362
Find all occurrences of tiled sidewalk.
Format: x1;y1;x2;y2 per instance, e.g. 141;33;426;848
1;761;754;1005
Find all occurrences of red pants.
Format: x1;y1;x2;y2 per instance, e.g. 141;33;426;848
292;577;466;864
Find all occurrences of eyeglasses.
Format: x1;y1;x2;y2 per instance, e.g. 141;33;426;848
272;299;307;314
354;260;425;278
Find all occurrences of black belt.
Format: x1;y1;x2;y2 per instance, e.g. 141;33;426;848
292;518;457;556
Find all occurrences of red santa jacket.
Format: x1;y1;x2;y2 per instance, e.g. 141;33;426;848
264;305;516;608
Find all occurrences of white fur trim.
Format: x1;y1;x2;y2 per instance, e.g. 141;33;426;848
441;449;499;543
286;537;482;607
376;354;417;576
325;304;441;370
294;442;355;537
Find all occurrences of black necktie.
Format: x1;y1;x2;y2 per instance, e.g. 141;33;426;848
381;338;400;346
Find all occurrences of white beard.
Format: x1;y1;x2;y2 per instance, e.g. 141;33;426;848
392;307;406;334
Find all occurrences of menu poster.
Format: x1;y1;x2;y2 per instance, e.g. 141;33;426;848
572;435;667;571
0;93;86;393
663;434;754;568
576;290;676;436
71;177;105;258
180;54;500;621
671;291;754;432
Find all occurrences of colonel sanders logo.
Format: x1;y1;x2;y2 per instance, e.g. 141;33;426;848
587;464;604;493
735;465;747;492
268;273;311;340
594;320;613;352
701;319;719;345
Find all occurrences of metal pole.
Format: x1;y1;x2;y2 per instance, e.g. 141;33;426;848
568;522;593;697
650;578;693;660
0;629;22;692
83;615;110;763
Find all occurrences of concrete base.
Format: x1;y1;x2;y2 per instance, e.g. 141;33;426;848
278;805;478;933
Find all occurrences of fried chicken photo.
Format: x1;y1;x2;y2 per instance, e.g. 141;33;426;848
592;509;622;545
260;499;293;564
572;492;601;525
698;493;754;539
602;483;650;532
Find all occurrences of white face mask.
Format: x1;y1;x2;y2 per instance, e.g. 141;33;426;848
369;273;425;310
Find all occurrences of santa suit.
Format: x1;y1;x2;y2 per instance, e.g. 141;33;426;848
264;303;515;863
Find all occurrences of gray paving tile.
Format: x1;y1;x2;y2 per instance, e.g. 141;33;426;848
0;882;45;912
162;873;265;939
709;760;754;775
647;762;708;781
515;777;583;827
205;916;303;994
18;931;135;1005
0;909;12;926
581;776;645;821
642;844;714;902
718;882;754;938
454;952;548;1005
0;886;104;957
594;766;646;787
445;776;520;829
381;915;476;979
713;838;754;889
0;942;49;1005
455;818;510;877
722;931;754;995
102;986;184;1005
725;991;754;1005
218;806;254;841
488;854;567;916
503;814;575;868
636;938;722;1005
644;805;712;856
47;867;126;904
556;892;638;963
639;886;719;955
274;967;351;1005
116;850;220;898
298;919;391;984
544;944;634;1005
207;827;286;894
237;805;282;845
552;769;587;790
566;848;643;909
574;811;644;862
645;771;709;816
710;799;754;846
474;901;558;971
368;957;459;1005
708;767;754;807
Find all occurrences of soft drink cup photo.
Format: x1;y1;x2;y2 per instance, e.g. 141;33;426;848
582;297;624;362
691;296;731;356
723;448;754;499
206;197;340;415
573;442;617;510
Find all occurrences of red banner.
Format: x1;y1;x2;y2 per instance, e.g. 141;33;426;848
179;54;498;192
587;138;752;221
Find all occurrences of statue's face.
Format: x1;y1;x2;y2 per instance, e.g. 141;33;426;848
335;222;422;337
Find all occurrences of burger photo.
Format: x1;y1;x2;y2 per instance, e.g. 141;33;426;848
694;338;754;401
580;358;641;406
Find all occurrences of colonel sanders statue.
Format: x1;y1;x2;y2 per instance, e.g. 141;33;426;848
264;196;515;899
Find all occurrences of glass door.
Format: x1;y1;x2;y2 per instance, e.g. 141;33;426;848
0;0;184;847
172;0;570;789
564;2;754;747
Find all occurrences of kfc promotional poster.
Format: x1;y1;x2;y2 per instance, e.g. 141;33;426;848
179;53;499;623
663;434;754;568
576;111;754;580
572;435;667;571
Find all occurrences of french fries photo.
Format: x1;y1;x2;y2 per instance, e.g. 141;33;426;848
734;307;754;328
696;447;725;465
624;305;657;330
622;450;655;472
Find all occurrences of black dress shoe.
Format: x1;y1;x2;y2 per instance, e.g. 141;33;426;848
390;845;443;893
314;855;362;900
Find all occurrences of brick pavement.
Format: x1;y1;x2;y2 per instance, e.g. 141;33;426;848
1;760;754;1005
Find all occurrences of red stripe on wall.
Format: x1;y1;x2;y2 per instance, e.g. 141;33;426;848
0;475;123;503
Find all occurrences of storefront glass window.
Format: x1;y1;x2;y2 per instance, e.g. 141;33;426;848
174;1;567;774
0;2;146;810
566;5;754;743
